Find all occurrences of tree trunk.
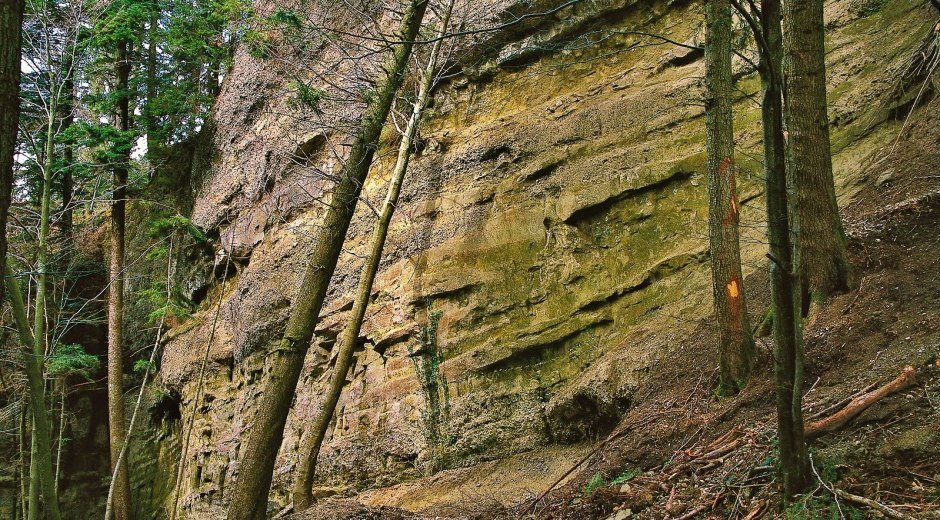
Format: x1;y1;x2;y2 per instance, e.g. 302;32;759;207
54;384;66;493
290;2;454;510
225;1;429;518
2;6;26;508
106;240;173;520
108;37;133;520
19;404;27;520
28;434;38;520
5;266;62;520
0;0;24;315
704;0;755;393
783;0;850;308
146;0;159;160
758;0;810;497
206;18;221;98
26;91;58;520
61;65;74;237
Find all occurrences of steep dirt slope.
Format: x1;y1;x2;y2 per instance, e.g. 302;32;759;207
133;0;940;516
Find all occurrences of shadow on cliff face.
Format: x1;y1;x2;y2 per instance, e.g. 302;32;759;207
544;389;627;444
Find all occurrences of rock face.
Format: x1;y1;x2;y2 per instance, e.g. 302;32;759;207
136;0;934;515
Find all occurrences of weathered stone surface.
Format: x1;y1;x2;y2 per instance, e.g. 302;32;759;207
143;0;934;515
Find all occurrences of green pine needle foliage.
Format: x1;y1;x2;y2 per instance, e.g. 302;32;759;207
47;344;100;381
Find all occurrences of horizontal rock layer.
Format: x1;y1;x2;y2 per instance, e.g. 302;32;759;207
138;0;934;515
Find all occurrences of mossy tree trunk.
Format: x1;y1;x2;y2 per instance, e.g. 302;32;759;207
225;1;429;518
783;0;850;309
704;0;755;393
757;0;811;497
5;266;62;520
0;0;24;315
108;36;133;520
290;2;454;510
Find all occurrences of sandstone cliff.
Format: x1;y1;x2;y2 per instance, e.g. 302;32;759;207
128;0;937;516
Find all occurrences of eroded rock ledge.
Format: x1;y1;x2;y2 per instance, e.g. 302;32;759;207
131;0;934;515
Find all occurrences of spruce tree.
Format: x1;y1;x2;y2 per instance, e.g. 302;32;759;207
783;0;850;308
704;0;755;393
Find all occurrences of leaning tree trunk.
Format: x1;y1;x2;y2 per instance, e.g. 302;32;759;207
5;267;62;520
704;0;755;393
225;1;429;518
783;0;850;309
0;0;24;313
290;1;454;510
108;37;133;520
758;0;810;498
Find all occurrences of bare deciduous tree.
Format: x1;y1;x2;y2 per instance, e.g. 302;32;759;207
225;1;431;517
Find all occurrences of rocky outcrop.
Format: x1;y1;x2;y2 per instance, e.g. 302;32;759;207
140;0;937;515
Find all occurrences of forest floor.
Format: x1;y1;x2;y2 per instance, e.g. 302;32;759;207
291;96;940;520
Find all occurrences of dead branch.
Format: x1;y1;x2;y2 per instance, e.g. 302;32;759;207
833;488;918;520
673;503;708;520
805;366;917;438
701;426;741;452
665;485;677;513
741;501;764;520
807;382;878;421
698;437;745;460
672;493;724;520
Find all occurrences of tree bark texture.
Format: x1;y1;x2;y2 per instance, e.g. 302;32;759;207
783;0;850;307
705;0;755;393
0;0;24;315
758;0;810;497
108;37;133;520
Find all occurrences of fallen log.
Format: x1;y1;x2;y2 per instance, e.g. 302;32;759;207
805;366;917;438
833;488;918;520
807;382;878;421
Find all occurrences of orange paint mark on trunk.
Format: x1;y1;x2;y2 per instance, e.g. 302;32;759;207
727;277;743;332
718;156;733;175
723;196;739;226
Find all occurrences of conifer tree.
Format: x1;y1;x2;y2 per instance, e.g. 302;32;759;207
107;30;134;520
704;0;755;393
783;0;850;308
0;0;24;309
